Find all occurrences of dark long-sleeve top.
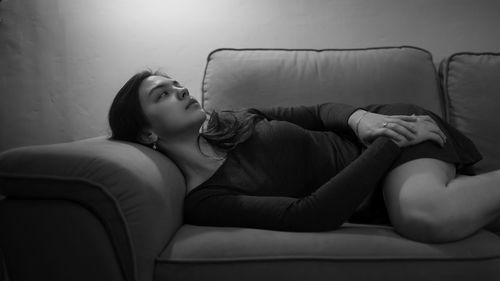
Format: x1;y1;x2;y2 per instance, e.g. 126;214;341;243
183;102;402;232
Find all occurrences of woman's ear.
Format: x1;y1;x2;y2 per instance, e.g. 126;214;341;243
138;129;158;145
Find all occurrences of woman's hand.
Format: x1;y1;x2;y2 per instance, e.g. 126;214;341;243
349;110;447;148
349;110;418;146
391;115;447;148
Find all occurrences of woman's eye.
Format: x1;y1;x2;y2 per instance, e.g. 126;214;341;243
158;91;168;100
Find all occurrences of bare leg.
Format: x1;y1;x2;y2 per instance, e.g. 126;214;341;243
382;158;500;243
452;173;500;233
484;212;500;233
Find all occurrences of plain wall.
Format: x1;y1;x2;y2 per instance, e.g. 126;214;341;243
1;0;500;152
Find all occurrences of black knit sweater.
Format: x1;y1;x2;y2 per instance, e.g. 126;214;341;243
183;102;401;232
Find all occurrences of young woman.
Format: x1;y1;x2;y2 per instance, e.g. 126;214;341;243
108;69;500;243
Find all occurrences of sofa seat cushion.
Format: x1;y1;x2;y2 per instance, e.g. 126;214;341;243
440;52;500;174
156;224;500;281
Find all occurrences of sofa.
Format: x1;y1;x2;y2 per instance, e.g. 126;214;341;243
1;46;500;281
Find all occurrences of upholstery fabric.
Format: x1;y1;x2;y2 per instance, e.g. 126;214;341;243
0;199;124;281
202;46;444;118
160;46;500;281
2;46;500;281
439;52;500;174
0;136;186;281
156;224;500;281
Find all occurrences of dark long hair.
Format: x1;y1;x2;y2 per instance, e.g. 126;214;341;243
108;69;264;156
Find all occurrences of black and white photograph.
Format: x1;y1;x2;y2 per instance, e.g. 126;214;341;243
1;0;500;280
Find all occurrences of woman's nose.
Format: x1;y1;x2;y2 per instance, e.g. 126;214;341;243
177;88;189;99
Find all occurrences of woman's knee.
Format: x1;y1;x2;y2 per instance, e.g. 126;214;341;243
391;204;464;243
383;159;461;242
391;188;474;243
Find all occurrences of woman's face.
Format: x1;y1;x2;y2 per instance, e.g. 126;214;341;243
138;75;206;139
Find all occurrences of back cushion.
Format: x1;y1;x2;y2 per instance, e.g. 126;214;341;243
202;47;444;117
440;52;500;174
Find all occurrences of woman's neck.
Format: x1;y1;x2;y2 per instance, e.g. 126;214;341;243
157;134;226;186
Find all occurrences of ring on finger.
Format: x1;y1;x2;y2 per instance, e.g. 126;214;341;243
383;122;389;128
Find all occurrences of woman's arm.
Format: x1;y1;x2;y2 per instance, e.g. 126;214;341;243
250;102;363;133
352;110;447;148
251;102;426;145
184;136;401;232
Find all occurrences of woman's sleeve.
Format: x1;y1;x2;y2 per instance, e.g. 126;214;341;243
249;102;366;133
184;136;401;232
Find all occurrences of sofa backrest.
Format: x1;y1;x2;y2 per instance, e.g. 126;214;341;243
202;46;444;118
440;52;500;174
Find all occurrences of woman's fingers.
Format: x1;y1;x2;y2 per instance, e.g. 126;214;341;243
419;117;447;143
386;118;418;134
378;127;405;143
428;131;446;147
427;125;447;145
424;115;437;125
416;115;438;126
383;122;416;140
389;115;418;122
412;115;447;145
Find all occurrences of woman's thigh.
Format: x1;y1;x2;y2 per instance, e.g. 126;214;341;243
381;158;456;230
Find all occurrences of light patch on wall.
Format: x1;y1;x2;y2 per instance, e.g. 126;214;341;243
2;0;500;152
68;0;230;27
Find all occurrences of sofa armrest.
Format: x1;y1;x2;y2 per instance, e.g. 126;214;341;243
0;197;129;281
0;136;187;281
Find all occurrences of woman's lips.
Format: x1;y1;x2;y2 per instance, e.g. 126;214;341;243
187;100;199;108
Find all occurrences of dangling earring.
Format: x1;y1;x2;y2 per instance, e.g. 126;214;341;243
152;142;158;151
